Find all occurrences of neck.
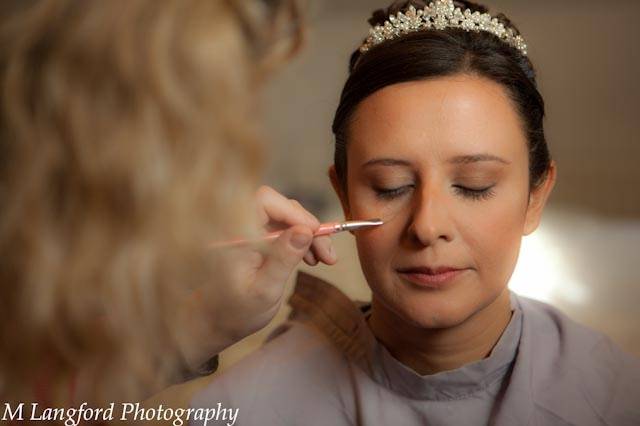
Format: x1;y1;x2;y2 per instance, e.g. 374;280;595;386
368;288;512;375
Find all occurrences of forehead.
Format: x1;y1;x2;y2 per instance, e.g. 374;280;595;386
348;74;527;164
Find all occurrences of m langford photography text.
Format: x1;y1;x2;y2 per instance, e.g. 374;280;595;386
2;402;239;425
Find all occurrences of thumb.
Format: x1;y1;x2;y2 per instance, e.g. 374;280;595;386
253;225;313;292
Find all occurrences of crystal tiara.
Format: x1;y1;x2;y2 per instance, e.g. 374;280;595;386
359;0;527;56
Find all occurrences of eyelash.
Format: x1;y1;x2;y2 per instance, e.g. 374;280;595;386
374;185;495;201
374;186;413;200
453;185;496;201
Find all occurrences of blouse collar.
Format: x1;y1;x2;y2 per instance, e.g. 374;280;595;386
288;272;522;401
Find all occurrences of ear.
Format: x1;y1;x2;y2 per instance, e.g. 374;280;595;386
524;161;557;235
328;165;351;220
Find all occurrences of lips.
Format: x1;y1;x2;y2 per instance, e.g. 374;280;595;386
396;265;467;288
397;266;462;275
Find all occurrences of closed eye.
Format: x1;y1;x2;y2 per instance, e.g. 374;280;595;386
453;185;495;201
374;185;414;200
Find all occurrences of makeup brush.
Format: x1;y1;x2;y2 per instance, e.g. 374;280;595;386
210;219;383;249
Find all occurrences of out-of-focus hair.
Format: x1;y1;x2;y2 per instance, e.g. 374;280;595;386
0;0;302;403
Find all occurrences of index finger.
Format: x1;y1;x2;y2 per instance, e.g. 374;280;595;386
255;186;320;230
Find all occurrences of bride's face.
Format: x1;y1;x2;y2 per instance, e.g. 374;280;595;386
332;74;553;329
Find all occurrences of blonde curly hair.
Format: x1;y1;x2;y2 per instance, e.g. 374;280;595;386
0;0;301;404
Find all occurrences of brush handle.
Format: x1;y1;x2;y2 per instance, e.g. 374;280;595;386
262;222;340;242
210;222;341;249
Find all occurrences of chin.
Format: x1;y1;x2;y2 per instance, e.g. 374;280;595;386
397;300;475;329
371;286;477;330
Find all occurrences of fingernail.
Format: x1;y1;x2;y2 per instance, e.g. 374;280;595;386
291;232;312;249
329;245;337;261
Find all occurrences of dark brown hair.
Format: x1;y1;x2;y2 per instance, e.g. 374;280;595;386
332;0;551;192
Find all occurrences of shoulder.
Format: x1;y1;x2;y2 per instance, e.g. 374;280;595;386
190;273;371;425
516;294;637;369
190;321;353;424
516;295;608;352
195;319;351;392
514;294;640;425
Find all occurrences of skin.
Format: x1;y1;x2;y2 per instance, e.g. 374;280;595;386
330;74;556;375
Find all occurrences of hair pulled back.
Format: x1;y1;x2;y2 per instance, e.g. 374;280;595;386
332;0;551;192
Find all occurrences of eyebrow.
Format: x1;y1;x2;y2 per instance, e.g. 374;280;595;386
362;158;412;168
448;154;511;165
362;154;510;168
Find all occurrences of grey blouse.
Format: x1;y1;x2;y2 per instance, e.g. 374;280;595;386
191;272;640;425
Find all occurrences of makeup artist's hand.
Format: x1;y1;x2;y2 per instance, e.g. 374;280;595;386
178;186;336;370
219;186;337;334
255;185;337;267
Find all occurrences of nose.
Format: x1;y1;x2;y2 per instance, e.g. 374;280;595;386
406;183;454;247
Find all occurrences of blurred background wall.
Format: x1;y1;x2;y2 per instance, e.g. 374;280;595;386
221;0;640;368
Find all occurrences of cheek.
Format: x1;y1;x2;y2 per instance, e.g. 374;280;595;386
352;211;408;293
460;189;528;285
348;187;400;270
354;223;397;270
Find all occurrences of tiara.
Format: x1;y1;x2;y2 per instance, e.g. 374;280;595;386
360;0;527;56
